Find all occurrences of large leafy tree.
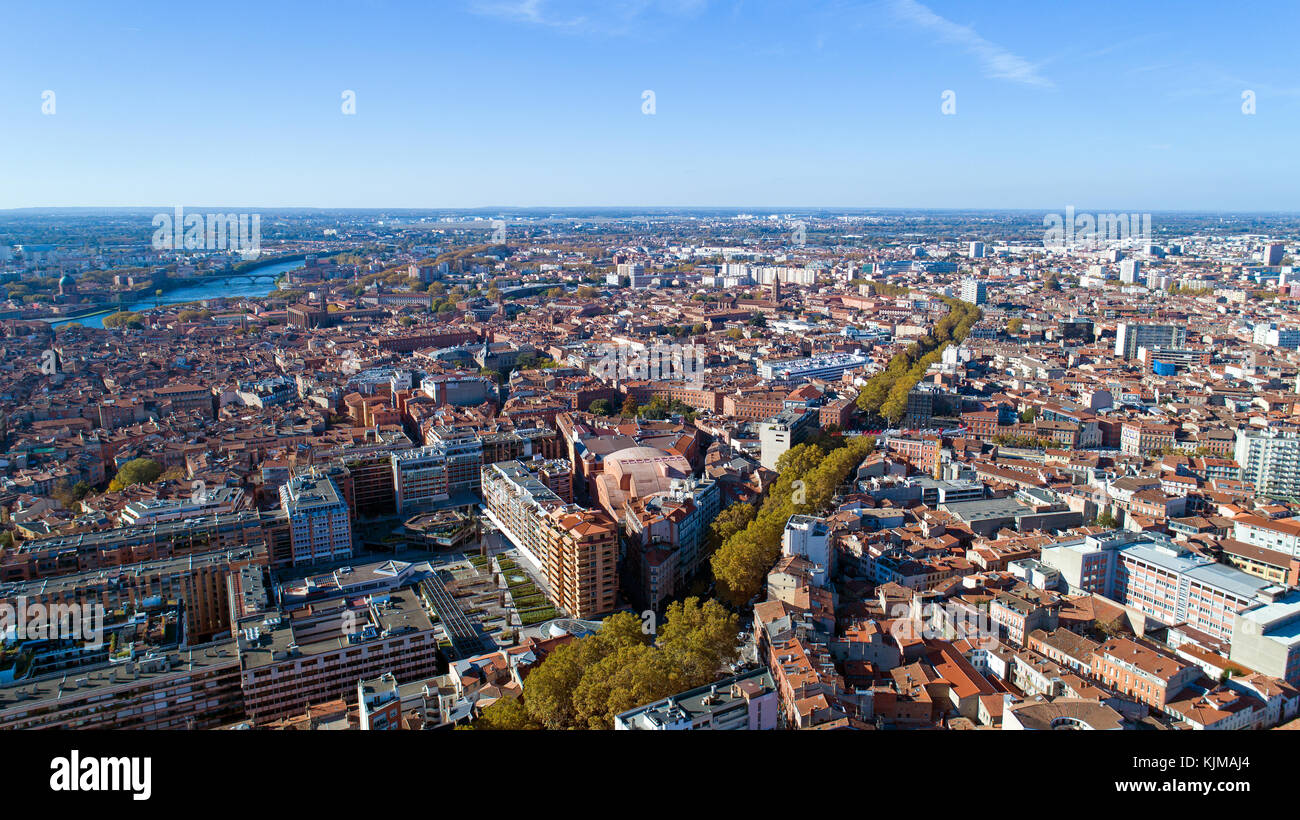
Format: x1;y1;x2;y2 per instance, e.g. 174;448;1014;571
486;601;738;730
108;458;163;492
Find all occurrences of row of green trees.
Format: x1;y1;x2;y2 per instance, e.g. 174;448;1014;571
710;434;876;606
855;298;980;423
468;598;739;730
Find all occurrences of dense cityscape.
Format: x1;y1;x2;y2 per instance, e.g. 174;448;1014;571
0;207;1297;738
9;0;1300;804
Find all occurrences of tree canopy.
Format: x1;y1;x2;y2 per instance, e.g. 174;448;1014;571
856;298;980;423
710;435;875;606
108;458;163;492
477;600;740;730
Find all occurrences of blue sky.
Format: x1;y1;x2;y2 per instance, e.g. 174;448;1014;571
1;0;1297;210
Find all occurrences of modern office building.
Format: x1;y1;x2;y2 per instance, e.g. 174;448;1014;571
279;471;353;567
1040;531;1277;641
391;438;484;514
1114;322;1187;359
1234;428;1300;500
758;351;870;383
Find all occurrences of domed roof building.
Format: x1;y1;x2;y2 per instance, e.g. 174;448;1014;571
594;444;692;521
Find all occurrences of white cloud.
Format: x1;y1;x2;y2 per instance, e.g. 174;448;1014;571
470;0;707;34
889;0;1053;88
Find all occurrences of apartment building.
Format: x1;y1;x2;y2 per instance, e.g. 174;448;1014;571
357;673;403;730
782;515;832;587
619;473;721;606
1233;514;1300;557
152;383;216;418
542;505;619;619
0;545;268;645
881;434;943;474
279;471;353;567
1091;638;1200;711
989;590;1060;647
0;510;270;583
1234;429;1300;500
0;643;245;729
315;427;415;515
960;278;987;306
1120;421;1176;457
481;461;618;618
1220;537;1300;585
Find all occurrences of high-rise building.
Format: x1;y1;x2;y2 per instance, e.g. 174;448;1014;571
1113;322;1187;359
1119;259;1141;284
968;241;985;258
279;472;353;567
617;262;652;289
481;461;619;618
960;278;987;306
1234;428;1300;500
758;409;815;470
1263;243;1285;266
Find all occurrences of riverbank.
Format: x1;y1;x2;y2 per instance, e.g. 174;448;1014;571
46;257;311;329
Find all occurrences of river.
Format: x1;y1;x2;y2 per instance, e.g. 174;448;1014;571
46;258;306;329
